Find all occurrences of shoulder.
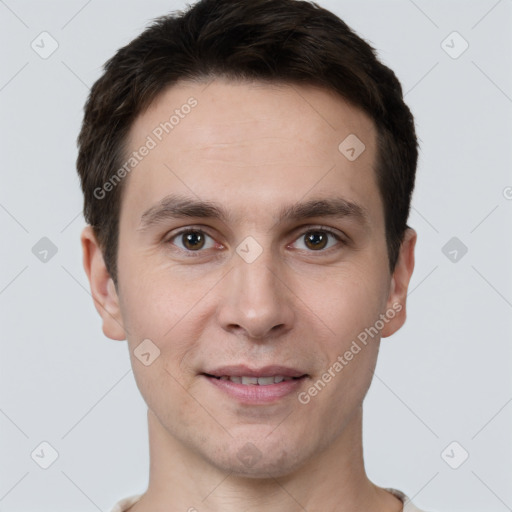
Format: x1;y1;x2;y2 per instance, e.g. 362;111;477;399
109;493;143;512
385;488;434;512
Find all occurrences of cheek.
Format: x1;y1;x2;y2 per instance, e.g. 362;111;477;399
118;248;210;337
306;264;389;342
299;265;387;399
118;271;209;428
299;282;383;431
117;255;223;390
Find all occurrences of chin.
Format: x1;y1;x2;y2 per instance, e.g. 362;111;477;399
208;436;313;479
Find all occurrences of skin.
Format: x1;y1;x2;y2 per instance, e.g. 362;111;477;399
81;79;416;512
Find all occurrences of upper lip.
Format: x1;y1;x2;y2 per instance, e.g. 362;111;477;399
202;365;307;378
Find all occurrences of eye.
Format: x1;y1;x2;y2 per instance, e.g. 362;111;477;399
168;229;218;253
291;228;342;252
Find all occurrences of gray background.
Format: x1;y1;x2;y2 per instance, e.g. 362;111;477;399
1;0;511;511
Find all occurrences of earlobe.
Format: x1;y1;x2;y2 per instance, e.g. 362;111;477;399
381;228;417;338
80;226;127;341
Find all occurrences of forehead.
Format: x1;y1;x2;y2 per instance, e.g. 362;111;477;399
120;78;382;231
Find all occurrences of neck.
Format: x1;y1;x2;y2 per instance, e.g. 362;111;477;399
129;407;402;512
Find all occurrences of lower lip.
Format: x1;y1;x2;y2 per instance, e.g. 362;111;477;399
203;375;307;404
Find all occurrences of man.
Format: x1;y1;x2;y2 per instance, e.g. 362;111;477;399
77;0;430;510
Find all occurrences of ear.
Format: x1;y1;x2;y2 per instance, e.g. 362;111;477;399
381;228;417;338
80;225;126;341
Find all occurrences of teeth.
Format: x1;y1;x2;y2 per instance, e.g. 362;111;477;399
241;376;259;385
218;375;295;385
257;376;275;386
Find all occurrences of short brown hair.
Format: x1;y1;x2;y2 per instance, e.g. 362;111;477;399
77;0;418;285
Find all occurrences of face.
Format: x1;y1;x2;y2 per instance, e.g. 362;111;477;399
82;79;415;478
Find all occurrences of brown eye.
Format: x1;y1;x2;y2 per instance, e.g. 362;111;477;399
304;231;329;250
168;229;216;253
181;231;205;250
291;228;341;252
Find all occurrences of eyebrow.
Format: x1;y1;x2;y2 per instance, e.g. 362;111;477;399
138;193;370;231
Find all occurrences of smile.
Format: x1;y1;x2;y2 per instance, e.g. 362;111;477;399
206;375;303;385
201;369;309;404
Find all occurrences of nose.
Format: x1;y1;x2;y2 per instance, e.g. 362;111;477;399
216;247;295;340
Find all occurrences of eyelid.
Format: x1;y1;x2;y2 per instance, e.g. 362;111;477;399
165;225;215;240
291;224;345;239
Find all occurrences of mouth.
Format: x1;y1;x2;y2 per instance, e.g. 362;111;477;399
200;365;309;403
203;374;306;385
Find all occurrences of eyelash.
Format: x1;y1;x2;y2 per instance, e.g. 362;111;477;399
165;225;345;256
